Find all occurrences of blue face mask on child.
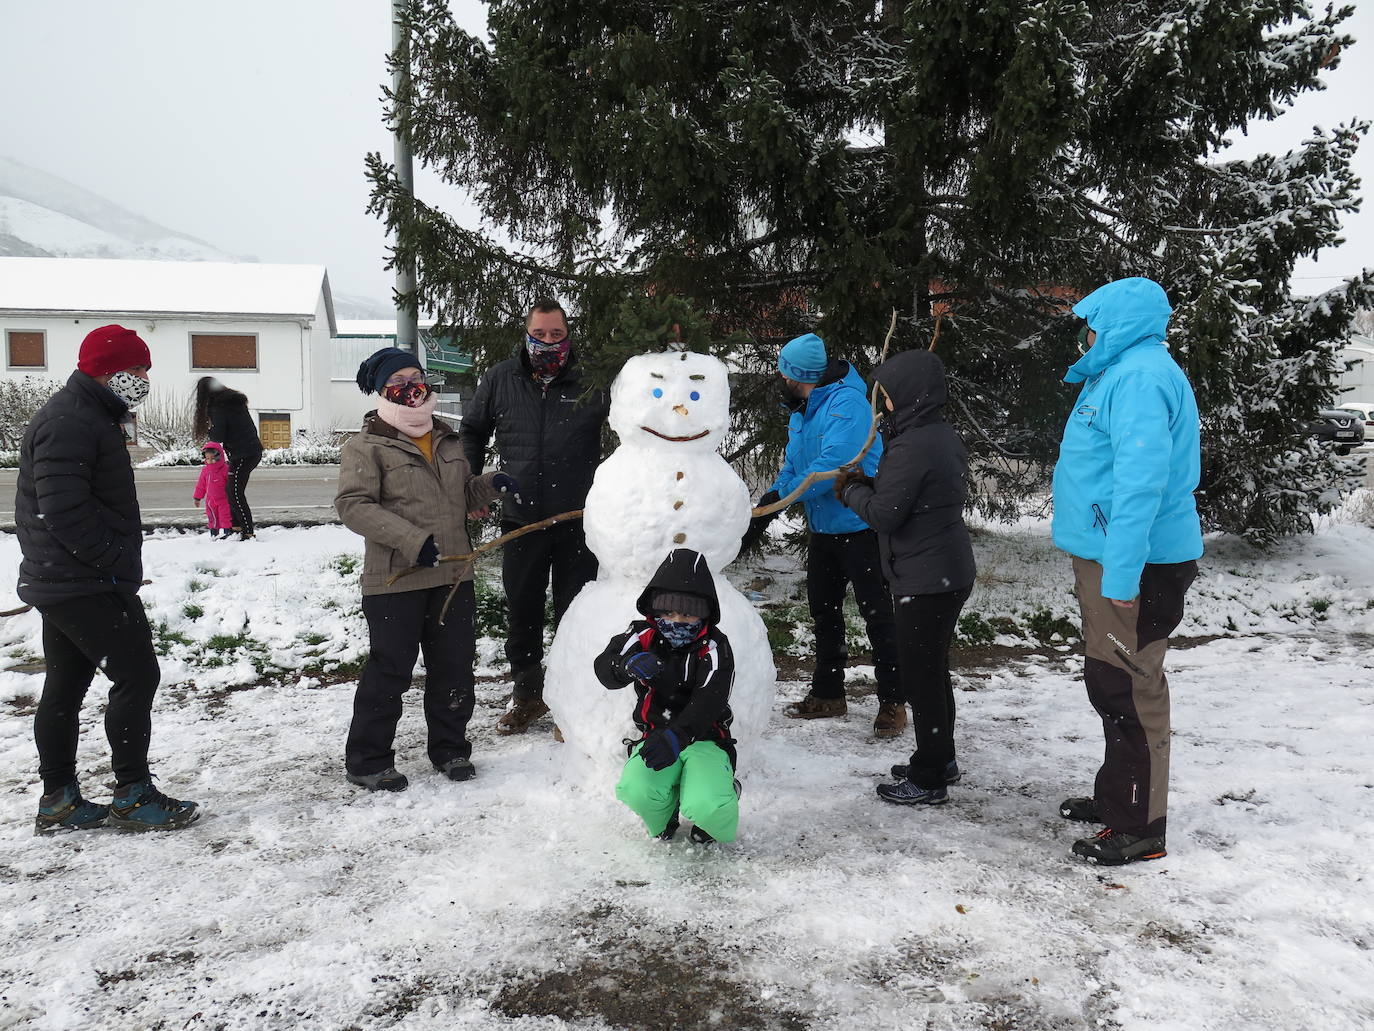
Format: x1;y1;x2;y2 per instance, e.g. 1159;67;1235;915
654;617;702;648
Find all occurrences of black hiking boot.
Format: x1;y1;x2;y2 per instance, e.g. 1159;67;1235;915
657;813;681;841
435;758;476;782
689;824;716;845
108;777;201;831
1059;796;1101;823
34;784;109;835
888;759;962;785
1071;828;1167;866
876;780;948;805
346;767;409;792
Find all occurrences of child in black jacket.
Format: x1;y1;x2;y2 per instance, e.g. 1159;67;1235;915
594;549;739;843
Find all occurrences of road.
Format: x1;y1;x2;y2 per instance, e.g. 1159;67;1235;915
0;465;343;530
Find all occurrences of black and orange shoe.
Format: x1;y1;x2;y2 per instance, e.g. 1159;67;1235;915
1071;828;1166;866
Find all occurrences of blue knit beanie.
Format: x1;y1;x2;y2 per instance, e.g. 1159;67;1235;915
356;346;420;394
778;333;828;383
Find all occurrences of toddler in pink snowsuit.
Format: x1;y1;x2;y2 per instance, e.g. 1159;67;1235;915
193;441;233;538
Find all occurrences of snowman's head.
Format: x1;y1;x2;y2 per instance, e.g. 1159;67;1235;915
609;350;731;453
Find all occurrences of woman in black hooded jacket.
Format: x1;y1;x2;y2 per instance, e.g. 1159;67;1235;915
836;350;976;806
193;377;263;540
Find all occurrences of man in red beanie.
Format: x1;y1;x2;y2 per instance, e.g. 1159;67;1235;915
16;324;200;834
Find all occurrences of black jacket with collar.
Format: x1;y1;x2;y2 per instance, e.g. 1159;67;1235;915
839;350;977;596
593;549;736;757
207;390;263;459
459;346;609;524
15;371;143;606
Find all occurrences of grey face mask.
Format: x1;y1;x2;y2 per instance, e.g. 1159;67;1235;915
106;371;150;409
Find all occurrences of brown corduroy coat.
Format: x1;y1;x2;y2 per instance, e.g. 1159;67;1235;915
335;412;501;596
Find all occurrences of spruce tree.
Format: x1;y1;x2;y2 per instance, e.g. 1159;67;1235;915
367;0;1372;540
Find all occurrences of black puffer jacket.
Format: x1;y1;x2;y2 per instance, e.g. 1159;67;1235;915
594;549;736;756
208;390;262;459
459;347;609;524
15;371;143;605
839;350;976;596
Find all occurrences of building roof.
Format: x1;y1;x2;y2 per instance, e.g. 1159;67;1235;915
0;256;336;334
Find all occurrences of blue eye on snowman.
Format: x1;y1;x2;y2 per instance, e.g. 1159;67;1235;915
690;391;700;401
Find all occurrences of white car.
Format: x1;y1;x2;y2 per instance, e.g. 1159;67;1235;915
1336;400;1374;431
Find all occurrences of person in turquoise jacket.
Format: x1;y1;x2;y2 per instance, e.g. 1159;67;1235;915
751;333;904;737
1050;276;1202;867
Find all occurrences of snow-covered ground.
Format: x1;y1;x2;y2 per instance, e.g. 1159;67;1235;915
0;510;1371;1030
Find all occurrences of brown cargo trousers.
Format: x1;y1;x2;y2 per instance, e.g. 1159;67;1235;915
1072;556;1197;838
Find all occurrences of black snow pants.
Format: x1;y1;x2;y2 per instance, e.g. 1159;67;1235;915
807;529;902;703
501;519;598;700
892;586;971;788
227;450;262;536
34;593;162;792
346;582;478;776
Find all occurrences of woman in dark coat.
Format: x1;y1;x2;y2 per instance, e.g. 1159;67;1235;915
193;377;263;540
835;350;976;806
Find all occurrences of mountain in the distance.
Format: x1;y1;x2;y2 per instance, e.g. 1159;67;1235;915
0;155;393;318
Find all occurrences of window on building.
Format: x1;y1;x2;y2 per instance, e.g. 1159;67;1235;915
6;330;46;368
191;333;257;370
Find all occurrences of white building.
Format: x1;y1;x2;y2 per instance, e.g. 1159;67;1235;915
0;256;337;446
334;319;471;431
1338;333;1374;405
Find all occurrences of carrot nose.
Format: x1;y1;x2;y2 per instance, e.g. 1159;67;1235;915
674;404;689;416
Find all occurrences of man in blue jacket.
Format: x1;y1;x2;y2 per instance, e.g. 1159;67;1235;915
755;333;903;737
1051;277;1202;866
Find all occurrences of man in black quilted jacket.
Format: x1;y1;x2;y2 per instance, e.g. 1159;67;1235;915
17;325;199;834
461;299;610;734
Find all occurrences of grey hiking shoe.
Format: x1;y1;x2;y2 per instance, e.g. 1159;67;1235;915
876;780;948;806
346;767;409;792
1071;828;1167;866
108;777;200;831
888;759;961;785
34;784;109;835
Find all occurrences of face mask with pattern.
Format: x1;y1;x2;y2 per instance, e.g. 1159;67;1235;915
654;616;703;649
526;337;571;378
106;371;150;409
382;380;432;408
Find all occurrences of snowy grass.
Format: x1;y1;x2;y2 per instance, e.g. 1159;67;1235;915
0;520;1371;1029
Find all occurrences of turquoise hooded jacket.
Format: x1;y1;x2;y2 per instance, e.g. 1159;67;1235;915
770;362;881;534
1051;278;1203;600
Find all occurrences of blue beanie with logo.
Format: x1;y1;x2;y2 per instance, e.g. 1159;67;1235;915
778;333;828;383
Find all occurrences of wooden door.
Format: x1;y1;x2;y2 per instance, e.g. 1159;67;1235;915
259;413;291;450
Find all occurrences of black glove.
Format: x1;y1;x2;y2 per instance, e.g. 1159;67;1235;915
639;728;682;771
492;472;520;496
624;651;664;683
416;536;440;567
833;468;874;504
740;490;782;555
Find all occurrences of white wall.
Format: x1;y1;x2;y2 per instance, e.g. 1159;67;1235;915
1338;338;1374;403
0;311;328;438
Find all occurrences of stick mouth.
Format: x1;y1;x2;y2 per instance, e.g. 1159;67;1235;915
640;426;710;443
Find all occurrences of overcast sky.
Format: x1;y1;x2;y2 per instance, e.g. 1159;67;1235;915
1;0;1371;305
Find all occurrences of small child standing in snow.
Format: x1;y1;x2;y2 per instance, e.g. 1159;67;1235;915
192;441;233;539
594;548;740;844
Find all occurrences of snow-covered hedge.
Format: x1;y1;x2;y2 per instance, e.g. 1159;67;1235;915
138;443;342;468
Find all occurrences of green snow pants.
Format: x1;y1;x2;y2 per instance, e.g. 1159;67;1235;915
616;740;739;842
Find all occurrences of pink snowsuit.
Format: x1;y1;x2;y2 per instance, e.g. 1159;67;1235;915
194;442;233;532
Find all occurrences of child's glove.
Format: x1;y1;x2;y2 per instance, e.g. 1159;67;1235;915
416;536;440;567
639;728;681;771
624;651;663;682
491;472;521;503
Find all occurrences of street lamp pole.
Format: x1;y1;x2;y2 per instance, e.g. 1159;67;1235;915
392;0;420;356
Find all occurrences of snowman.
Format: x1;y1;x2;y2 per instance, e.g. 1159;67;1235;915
544;348;777;784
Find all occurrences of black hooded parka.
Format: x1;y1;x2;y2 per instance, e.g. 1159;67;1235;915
839;350;976;596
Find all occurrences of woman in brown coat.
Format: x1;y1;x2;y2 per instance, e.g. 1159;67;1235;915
335;348;517;791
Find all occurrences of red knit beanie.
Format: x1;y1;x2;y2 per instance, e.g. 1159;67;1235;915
78;325;152;377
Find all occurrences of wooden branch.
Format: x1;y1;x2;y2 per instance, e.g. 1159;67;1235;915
385;509;586;587
2;580;154;618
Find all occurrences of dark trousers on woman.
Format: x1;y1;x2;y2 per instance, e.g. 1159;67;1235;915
34;593;162;793
892;586;971;788
346;581;477;777
227;450;261;536
808;529;902;703
501;520;598;701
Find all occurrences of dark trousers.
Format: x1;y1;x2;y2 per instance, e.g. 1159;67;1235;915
1073;557;1196;838
346;582;477;776
227;451;261;535
892;586;971;788
501;519;598;700
807;529;901;702
34;593;162;793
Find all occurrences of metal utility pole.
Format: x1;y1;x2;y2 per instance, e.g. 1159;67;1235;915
392;0;420;356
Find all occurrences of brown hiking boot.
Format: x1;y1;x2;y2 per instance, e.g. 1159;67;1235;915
496;698;550;735
784;693;847;719
873;702;908;738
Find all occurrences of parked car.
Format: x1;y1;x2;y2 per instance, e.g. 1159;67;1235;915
1304;409;1366;454
1335;400;1374;436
